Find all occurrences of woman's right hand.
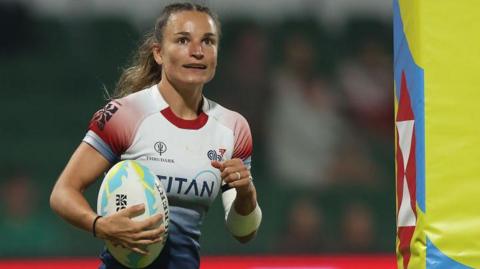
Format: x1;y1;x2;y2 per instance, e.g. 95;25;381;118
95;204;165;255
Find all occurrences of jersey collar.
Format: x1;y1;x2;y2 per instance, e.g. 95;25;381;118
152;84;210;130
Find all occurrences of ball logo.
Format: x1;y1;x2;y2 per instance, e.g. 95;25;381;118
155;181;169;245
115;194;127;211
154;141;167;156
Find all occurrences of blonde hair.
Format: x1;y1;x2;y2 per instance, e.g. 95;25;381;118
113;2;221;98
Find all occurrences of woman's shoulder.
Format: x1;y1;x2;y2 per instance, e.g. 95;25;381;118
115;86;153;105
110;86;160;114
204;97;250;129
90;87;159;130
204;98;244;119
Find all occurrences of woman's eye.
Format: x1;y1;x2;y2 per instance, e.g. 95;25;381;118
203;38;214;45
178;37;188;44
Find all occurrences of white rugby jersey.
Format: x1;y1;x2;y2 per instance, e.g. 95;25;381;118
83;84;252;269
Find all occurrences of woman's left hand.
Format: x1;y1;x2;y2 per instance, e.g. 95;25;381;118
211;159;253;197
211;158;258;243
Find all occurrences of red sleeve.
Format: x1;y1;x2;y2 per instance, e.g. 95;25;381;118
87;100;134;157
231;113;253;161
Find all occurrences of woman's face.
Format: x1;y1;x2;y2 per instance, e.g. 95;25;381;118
154;11;218;88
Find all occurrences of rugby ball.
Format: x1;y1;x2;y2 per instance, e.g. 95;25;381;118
97;160;169;268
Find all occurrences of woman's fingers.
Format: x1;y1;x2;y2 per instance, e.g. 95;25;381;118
212;159;251;184
131;246;149;255
220;163;247;179
211;160;223;170
105;211;165;245
109;240;150;255
223;170;250;184
118;204;145;219
138;213;164;229
132;236;164;246
133;225;166;241
227;177;252;188
213;158;252;191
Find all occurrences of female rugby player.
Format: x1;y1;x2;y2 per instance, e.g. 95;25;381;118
50;3;262;268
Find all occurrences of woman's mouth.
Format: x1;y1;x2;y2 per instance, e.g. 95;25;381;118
183;64;207;69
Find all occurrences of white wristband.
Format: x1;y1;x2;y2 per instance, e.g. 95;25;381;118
226;203;262;237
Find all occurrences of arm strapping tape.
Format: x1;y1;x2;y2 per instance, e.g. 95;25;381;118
222;186;262;237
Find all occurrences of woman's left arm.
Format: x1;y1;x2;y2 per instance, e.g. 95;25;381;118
212;159;262;243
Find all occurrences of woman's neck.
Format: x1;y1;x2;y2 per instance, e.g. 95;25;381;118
158;79;203;120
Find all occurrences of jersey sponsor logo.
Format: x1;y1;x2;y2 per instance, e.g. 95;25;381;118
149;142;173;163
157;170;218;198
93;102;119;131
207;149;225;161
154;141;167;155
146;156;175;163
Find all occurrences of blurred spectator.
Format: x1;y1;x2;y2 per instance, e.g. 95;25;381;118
326;134;383;188
337;18;393;139
275;197;329;253
0;171;61;256
209;21;271;147
266;30;347;188
339;202;377;253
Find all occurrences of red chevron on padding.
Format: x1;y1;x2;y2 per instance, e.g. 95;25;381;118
398;226;415;269
397;71;414;121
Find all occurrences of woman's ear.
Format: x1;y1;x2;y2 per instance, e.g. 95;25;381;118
152;44;163;65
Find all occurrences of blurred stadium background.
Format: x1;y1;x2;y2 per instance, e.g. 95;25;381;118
0;0;394;266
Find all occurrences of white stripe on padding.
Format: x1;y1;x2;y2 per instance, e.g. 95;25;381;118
398;175;416;227
396;120;415;171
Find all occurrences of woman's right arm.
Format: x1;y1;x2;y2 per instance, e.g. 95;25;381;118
50;142;164;254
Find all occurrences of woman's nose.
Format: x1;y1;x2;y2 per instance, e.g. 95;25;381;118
190;43;204;59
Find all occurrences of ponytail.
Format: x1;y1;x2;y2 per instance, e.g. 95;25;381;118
113;33;161;98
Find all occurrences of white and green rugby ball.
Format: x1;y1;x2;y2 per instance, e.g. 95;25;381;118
97;160;169;268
